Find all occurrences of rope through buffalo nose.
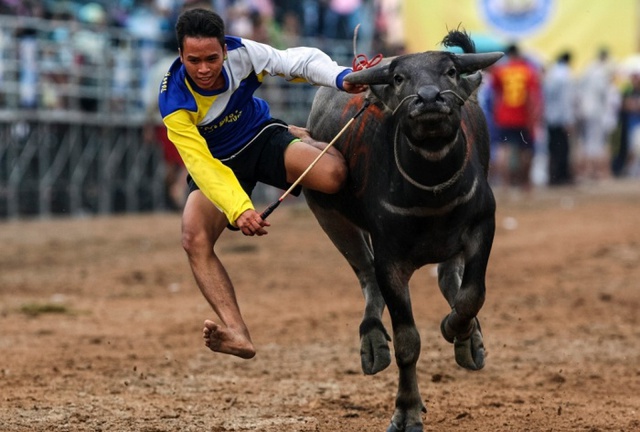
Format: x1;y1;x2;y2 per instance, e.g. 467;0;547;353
417;86;441;103
392;94;418;116
391;90;465;116
259;99;371;221
440;90;466;105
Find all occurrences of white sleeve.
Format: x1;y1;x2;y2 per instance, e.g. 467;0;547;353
239;38;350;89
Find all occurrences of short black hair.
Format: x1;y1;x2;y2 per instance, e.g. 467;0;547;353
558;51;571;64
175;8;225;51
506;43;519;56
598;47;609;61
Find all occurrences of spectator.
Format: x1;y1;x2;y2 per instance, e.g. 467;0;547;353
477;65;501;185
323;0;362;40
143;43;188;210
1;0;43;16
273;0;303;32
543;51;575;186
13;0;45;108
125;0;171;94
375;0;404;54
40;5;76;109
490;43;543;191
73;2;110;112
615;71;640;177
277;8;302;47
575;48;619;181
17;26;39;109
248;8;271;43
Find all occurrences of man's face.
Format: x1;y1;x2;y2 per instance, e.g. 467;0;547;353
179;36;227;91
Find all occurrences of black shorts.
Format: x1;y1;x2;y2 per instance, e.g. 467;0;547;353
186;119;302;198
496;127;534;151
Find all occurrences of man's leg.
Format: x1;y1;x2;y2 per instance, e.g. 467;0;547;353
181;190;256;359
519;146;534;190
285;125;347;193
548;126;560;185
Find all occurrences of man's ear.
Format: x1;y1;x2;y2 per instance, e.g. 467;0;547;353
223;45;228;60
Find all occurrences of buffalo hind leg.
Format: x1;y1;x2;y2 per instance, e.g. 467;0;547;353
304;197;391;375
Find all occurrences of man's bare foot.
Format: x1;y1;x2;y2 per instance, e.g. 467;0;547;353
288;125;312;141
203;319;256;359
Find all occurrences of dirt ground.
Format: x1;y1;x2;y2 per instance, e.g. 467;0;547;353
1;179;639;432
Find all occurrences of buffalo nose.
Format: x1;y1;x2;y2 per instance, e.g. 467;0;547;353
417;85;441;103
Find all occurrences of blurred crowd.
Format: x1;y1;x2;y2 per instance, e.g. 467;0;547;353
1;0;404;54
1;0;404;210
1;0;404;111
3;1;639;186
480;43;640;190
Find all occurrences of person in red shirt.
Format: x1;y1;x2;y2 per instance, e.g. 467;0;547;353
490;44;543;190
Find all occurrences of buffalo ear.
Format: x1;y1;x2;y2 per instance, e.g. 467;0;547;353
460;71;483;98
368;84;393;104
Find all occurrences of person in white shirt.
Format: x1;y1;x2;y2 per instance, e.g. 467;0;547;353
543;51;575;185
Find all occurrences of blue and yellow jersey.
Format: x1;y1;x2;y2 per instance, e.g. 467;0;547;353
158;36;351;225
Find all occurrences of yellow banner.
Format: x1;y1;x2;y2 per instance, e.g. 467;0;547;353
404;0;638;71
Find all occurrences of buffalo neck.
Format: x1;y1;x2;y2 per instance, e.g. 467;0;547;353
393;124;470;194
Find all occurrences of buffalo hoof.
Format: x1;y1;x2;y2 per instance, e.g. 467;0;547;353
453;318;485;370
441;315;485;370
386;422;423;432
386;404;426;432
360;324;392;375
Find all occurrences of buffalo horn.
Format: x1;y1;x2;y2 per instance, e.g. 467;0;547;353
456;52;504;73
344;64;392;85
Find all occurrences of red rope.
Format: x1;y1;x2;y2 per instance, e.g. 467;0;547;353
352;53;383;71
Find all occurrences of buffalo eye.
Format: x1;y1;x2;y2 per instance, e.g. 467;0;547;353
393;74;404;85
446;67;457;78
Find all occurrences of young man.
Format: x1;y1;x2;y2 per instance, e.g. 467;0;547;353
158;8;366;359
490;44;543;190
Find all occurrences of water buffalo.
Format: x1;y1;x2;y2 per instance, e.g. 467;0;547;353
303;31;503;431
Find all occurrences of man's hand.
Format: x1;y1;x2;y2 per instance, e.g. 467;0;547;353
342;80;368;94
236;209;270;236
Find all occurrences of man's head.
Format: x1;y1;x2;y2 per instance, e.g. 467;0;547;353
558;51;572;65
598;47;610;62
176;8;228;91
506;44;520;58
176;8;225;51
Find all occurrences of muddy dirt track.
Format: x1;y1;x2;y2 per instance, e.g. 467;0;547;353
1;180;639;432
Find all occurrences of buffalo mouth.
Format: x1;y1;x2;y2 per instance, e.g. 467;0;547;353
408;98;452;120
404;103;457;138
408;105;451;121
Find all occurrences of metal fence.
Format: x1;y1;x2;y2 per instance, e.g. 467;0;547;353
0;14;355;219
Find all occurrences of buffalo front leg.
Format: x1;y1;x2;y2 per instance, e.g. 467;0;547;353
439;218;494;370
304;198;391;374
376;261;425;432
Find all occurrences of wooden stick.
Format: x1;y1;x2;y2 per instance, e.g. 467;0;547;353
261;99;370;219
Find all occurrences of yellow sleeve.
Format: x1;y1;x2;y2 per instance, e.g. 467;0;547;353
163;110;253;225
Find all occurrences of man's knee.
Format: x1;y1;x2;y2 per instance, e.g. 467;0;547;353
324;160;348;194
182;225;214;259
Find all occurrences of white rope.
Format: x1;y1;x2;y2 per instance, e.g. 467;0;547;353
439;90;466;105
391;94;418;116
393;124;469;194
